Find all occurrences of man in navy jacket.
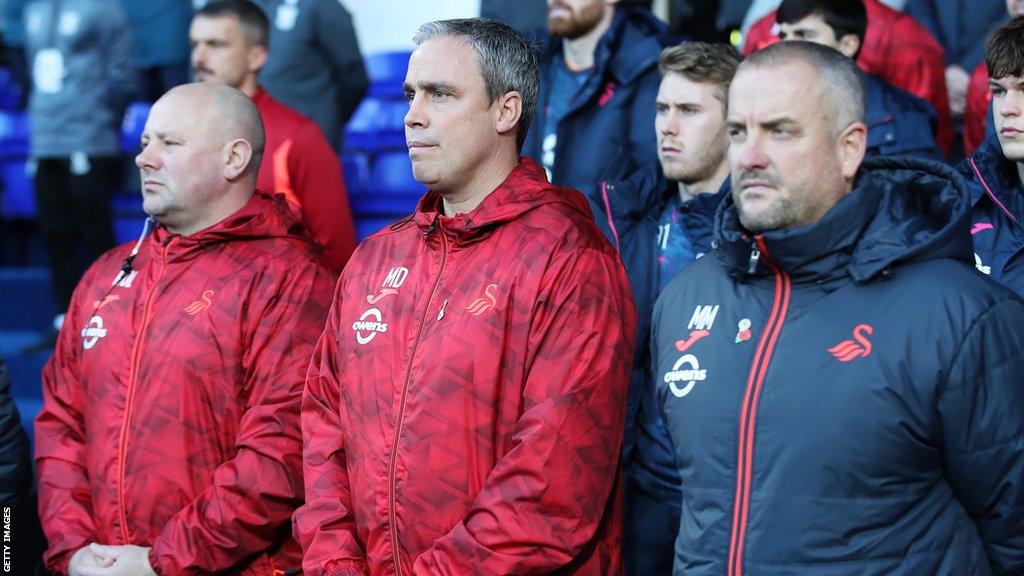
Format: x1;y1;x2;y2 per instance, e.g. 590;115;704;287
589;41;738;576
653;40;1024;575
524;1;666;197
959;16;1024;298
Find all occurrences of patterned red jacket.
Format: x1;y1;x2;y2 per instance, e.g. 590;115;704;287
744;0;953;152
254;86;357;272
295;158;636;575
964;62;992;155
35;193;336;575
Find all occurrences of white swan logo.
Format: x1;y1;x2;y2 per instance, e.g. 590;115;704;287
664;354;707;398
352;308;388;345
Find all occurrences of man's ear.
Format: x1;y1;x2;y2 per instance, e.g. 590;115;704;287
223;138;255;180
248;44;268;75
494;90;522;140
837;121;867;181
837;33;862;60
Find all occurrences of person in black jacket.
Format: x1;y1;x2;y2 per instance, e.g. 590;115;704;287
958;16;1024;298
589;41;739;576
775;0;941;159
0;356;43;575
0;357;30;508
653;40;1024;575
523;1;667;197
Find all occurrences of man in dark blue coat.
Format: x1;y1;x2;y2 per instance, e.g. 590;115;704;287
523;0;666;196
959;16;1024;298
653;40;1024;575
775;0;941;159
589;41;738;576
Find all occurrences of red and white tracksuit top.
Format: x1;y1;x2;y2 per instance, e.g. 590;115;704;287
36;193;337;575
295;158;637;575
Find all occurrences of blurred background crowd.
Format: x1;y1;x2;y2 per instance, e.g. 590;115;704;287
0;0;1014;572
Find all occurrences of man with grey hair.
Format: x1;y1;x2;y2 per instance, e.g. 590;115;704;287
652;40;1024;575
296;17;636;576
35;82;336;576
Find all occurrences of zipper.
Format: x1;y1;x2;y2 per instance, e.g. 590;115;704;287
600;180;621;252
969;157;1024;234
727;237;791;576
389;218;448;575
116;236;174;543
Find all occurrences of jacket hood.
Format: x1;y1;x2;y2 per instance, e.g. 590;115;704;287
716;156;973;284
151;192;318;260
411;157;594;246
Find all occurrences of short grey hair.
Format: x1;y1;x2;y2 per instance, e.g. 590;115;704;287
414;18;539;151
742;40;865;136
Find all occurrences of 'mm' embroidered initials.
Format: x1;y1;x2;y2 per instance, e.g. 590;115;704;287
688;305;720;331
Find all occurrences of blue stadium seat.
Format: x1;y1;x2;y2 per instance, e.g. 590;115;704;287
121;101;152;154
370;151;422;196
348;151;422;239
342;152;371;195
365;51;412;99
0;110;29;157
0;67;23;111
0;158;34;218
344;96;407;153
110;192;148;245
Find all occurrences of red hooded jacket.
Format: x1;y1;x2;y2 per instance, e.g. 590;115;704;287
35;193;336;575
295;158;636;575
964;62;992;155
254;86;357;272
744;0;953;152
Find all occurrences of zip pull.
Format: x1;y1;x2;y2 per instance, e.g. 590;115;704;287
424;215;440;236
748;243;761;274
436;298;448;321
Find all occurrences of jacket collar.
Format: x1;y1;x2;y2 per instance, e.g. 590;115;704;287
966;133;1024;211
149;192;315;261
715;156;973;285
411;157;593;247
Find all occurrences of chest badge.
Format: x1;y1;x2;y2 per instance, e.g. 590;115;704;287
735;318;752;343
465;283;499;316
828;323;874;362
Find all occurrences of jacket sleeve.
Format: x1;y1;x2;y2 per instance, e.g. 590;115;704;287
290;121;358;272
0;357;31;508
293;279;369;576
35;264;104;575
411;247;636;574
903;0;943;51
940;298;1024;575
148;263;335;575
314;0;368;127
